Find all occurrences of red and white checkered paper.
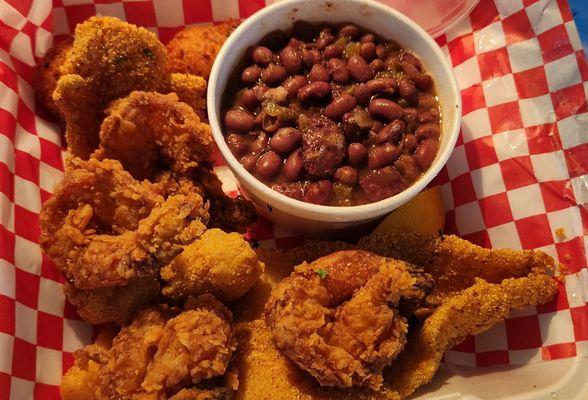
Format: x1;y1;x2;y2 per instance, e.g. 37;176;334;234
0;0;587;398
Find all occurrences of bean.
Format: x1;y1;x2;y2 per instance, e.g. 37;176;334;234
361;33;375;43
261;64;287;85
282;75;307;98
359;166;406;202
347;55;373;82
375;44;390;59
398;79;418;104
250;131;269;154
369;59;385;74
302;48;321;66
327;58;350;83
283;149;304;181
334;166;358;185
262;86;288;105
308;64;330;82
348;142;368;166
352;83;372;105
297;81;331;102
394;154;419;181
324;94;357;120
403;107;418;125
240;89;259;110
368;143;400;169
414;139;437;170
270;127;301;154
280;46;302;74
418;109;439;124
372;120;384;132
227;133;249;156
339;24;360;39
401;52;423;71
368;98;403;121
402;133;417;152
241;154;258;172
401;61;432;89
366;77;397;94
256;151;282;179
302;180;333;205
324;43;344;59
252;83;269;101
375;119;404;143
252;46;273;65
415;123;440;140
241;65;261;84
316;33;335;50
360;42;376;61
225;109;255;132
418;92;438;110
261;111;282;133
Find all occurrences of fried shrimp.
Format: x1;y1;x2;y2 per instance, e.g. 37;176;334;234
265;250;431;390
161;228;265;302
40;157;209;290
54;16;168;158
92;90;257;232
167;20;240;79
93;91;215;180
33;36;73;122
61;295;237;400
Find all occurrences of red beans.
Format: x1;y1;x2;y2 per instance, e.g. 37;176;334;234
280;46;301;74
261;64;287;85
227;133;249;156
324;43;344;59
297;81;331;102
414;139;437;170
225;109;255;132
324;94;357;120
269;127;301;154
224;22;441;206
252;46;273;65
282;75;307;99
366;77;397;94
327;58;350;83
368;143;399;169
348;143;368;166
308;64;330;82
368;99;403;121
347;55;373;82
283;149;303;181
360;42;376;61
241;66;261;84
256;151;282;179
335;166;358;185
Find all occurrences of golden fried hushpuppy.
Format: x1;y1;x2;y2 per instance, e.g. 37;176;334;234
166;20;240;80
161;228;264;302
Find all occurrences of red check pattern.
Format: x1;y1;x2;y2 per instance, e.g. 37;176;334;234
0;0;586;398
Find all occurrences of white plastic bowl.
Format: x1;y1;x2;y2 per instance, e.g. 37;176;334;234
208;0;461;234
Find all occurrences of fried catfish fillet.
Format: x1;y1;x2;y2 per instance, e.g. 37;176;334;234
52;16;209;158
167;20;240;80
231;231;557;399
161;228;264;303
61;295;237;400
53;16;168;158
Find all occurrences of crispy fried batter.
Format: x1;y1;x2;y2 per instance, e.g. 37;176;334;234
93;91;214;180
33;36;73;122
265;251;424;390
161;229;264;302
61;295;237;400
167;20;240;80
169;72;208;121
63;276;160;325
54;16;168;158
40;157;209;290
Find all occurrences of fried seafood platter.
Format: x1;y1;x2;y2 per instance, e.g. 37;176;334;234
34;15;560;400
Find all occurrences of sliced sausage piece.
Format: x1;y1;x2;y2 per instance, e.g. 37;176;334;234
359;166;407;202
299;116;346;177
